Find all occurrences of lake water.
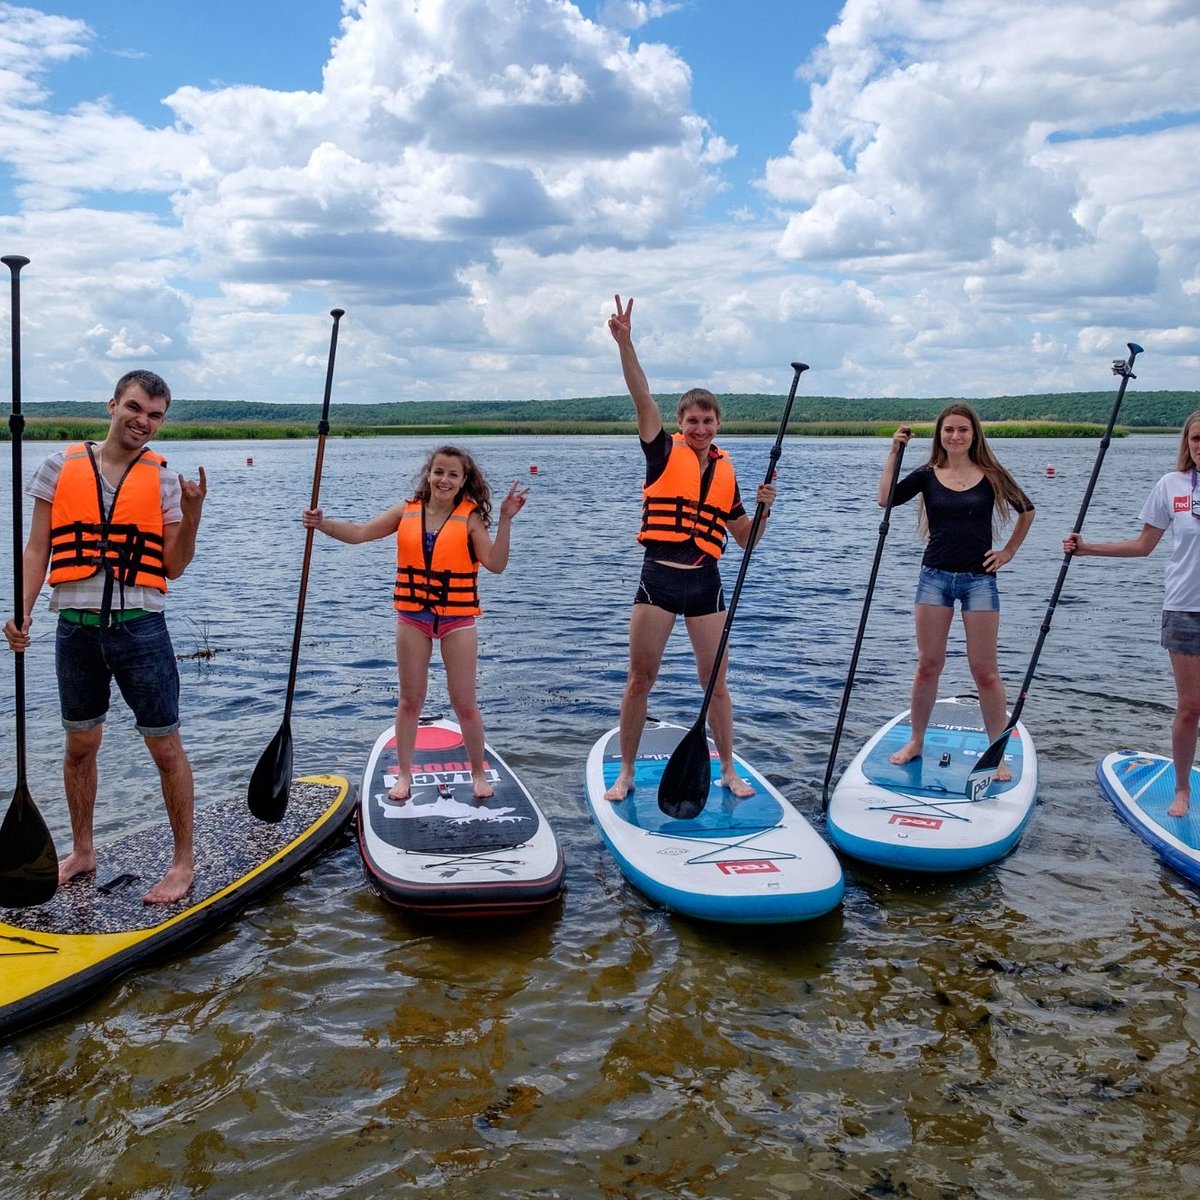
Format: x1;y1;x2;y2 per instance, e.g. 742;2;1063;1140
2;431;1199;1199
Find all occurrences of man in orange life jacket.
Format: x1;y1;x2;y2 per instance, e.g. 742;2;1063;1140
603;295;776;803
3;370;207;903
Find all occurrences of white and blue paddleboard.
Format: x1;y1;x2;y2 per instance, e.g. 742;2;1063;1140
584;720;844;924
1097;751;1200;888
826;696;1039;872
358;717;565;918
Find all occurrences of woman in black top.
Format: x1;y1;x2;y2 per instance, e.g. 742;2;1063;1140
879;404;1035;778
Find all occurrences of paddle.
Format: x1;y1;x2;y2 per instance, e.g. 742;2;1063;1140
821;434;907;808
247;308;345;822
657;361;809;820
965;341;1144;801
0;253;59;909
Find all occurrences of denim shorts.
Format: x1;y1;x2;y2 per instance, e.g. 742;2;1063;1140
1162;610;1200;655
55;612;181;736
635;558;726;618
914;565;1000;612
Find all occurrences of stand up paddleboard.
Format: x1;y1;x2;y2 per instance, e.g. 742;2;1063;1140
357;717;565;917
584;720;843;924
826;696;1038;872
1097;751;1200;888
0;776;355;1040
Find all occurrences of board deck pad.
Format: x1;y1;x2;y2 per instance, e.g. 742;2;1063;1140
363;724;543;854
1;776;356;1039
860;698;1024;798
1098;751;1200;887
601;723;786;836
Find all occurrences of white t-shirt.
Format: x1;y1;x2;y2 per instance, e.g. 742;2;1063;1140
1139;469;1200;612
28;446;183;614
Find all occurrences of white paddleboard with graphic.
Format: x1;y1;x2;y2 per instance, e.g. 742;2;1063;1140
827;696;1038;872
358;717;564;917
584;720;843;924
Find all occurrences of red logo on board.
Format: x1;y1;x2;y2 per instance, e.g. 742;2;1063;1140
1175;494;1191;513
888;814;943;830
715;860;780;875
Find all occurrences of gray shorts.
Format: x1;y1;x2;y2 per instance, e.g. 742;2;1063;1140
1161;610;1200;656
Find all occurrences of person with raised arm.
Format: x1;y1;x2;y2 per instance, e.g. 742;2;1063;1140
602;294;776;803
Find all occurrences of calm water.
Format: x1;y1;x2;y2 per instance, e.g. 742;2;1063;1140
2;431;1198;1199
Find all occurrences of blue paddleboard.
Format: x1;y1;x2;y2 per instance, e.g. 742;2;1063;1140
584;720;843;924
1097;750;1200;888
827;696;1039;871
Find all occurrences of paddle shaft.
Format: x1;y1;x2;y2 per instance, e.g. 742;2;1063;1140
280;308;344;722
3;255;30;785
1001;341;1143;733
821;436;906;805
690;362;809;725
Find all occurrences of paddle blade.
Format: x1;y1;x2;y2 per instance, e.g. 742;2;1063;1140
0;785;59;908
657;721;713;819
966;728;1013;801
248;724;293;823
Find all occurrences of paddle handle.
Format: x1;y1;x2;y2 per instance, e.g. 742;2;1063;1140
282;308;344;719
1004;341;1143;730
692;362;808;722
822;435;907;803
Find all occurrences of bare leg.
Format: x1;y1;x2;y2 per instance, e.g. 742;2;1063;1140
963;608;1011;782
59;725;103;884
604;604;675;801
890;604;952;765
1168;650;1200;816
685;610;753;797
392;622;433;801
141;730;195;903
440;625;493;798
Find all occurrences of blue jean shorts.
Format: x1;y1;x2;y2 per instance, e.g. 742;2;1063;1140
55;612;181;736
914;566;1000;612
1162;610;1200;656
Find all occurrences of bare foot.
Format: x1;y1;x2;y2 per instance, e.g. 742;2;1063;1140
888;740;923;766
472;772;495;800
993;762;1012;783
388;773;412;802
603;771;635;802
721;774;755;799
143;861;193;905
1168;793;1190;818
58;849;96;886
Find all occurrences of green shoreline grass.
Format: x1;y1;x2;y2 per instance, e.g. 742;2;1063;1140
0;418;1144;441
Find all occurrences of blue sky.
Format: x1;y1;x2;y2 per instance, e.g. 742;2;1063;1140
0;0;1196;406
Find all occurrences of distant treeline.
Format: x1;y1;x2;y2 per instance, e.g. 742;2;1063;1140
3;388;1195;440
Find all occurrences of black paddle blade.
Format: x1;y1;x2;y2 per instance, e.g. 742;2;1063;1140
966;728;1013;801
657;721;713;819
0;784;59;908
248;723;293;823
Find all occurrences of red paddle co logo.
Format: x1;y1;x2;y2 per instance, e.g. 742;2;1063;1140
1175;494;1192;513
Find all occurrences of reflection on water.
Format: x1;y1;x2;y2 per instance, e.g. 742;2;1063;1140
3;433;1200;1197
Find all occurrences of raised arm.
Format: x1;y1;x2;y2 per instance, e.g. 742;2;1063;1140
303;504;406;544
608;294;662;444
163;466;207;579
472;481;530;573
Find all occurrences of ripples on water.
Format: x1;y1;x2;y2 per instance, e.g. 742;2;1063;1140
3;432;1199;1198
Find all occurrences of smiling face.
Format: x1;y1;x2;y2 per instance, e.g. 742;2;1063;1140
106;383;167;453
427;452;467;504
938;411;975;457
678;402;721;454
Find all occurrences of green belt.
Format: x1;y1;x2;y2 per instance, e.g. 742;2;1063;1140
59;608;148;627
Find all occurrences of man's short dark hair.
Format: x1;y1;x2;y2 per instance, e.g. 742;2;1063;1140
113;370;171;408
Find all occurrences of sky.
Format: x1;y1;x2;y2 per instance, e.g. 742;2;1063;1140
0;0;1196;407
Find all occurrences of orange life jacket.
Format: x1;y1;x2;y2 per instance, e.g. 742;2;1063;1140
393;499;482;616
48;443;168;593
638;434;737;559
